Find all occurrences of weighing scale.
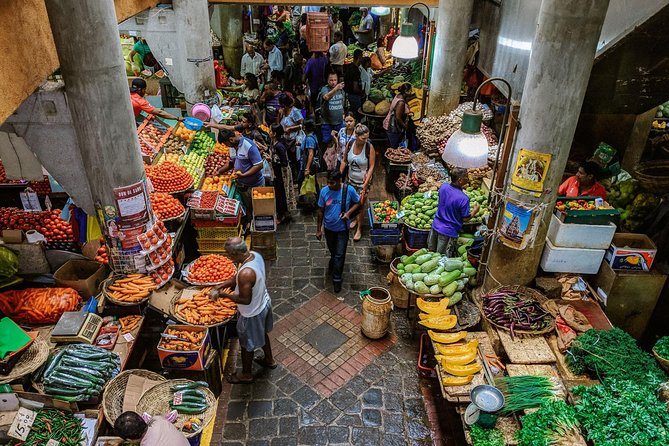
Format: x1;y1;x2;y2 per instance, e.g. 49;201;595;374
50;312;103;344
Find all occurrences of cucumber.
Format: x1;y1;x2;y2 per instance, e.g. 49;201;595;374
179;394;208;405
170;402;208;414
170;381;209;392
457;245;468;255
423;273;440;286
433;266;445;276
43;349;66;378
62;357;114;371
180;388;206;398
411;272;427;282
443;282;458;297
463;267;477;277
49;371;92;388
405;264;419;273
438;270;461;288
67;368;105;385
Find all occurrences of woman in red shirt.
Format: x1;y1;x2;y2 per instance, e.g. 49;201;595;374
558;161;607;199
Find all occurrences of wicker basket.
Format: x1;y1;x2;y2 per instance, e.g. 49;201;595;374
480;285;555;337
653;348;669;373
136;379;217;438
170;288;235;328
102;275;152;306
634;161;669;193
102;369;166;425
0;336;50;385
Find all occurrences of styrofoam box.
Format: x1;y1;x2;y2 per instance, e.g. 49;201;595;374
540;237;605;274
547;213;616;249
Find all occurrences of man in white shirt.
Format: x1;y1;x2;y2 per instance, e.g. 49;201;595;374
263;39;284;82
240;43;264;78
355;7;375;46
328;31;347;79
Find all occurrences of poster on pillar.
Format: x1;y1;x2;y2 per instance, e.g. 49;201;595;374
510;149;552;197
498;198;541;250
114;181;151;251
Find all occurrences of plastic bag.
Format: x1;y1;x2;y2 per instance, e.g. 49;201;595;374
0;247;18;279
0;288;82;324
300;175;317;196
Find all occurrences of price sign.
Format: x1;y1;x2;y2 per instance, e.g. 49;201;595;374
46;439;60;446
172;391;183;405
8;407;36;441
123;333;135;343
423;191;432;199
396;211;405;219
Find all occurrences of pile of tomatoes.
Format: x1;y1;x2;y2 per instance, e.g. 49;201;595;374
187;254;236;284
95;238;109;265
145;161;193;193
29;176;52;196
0;208;74;242
150;192;185;220
150;258;175;285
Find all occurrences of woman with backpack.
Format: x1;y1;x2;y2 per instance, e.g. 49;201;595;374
339;123;376;241
383;82;411;149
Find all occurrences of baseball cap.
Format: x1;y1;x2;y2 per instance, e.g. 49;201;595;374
131;78;147;92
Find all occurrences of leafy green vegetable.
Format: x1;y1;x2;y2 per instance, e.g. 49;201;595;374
567;328;665;388
574;379;669;446
470;425;505;446
654;336;669;359
516;400;584;446
495;375;561;414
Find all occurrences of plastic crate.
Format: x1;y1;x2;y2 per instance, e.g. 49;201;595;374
368;203;401;229
403;225;430;249
195;225;241;240
370;216;402;246
196;238;230;252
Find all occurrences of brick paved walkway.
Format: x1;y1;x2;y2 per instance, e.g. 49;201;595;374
215;192;467;444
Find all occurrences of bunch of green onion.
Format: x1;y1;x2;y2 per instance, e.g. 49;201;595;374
495;375;562;414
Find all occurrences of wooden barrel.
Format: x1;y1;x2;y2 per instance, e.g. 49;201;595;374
389;257;409;309
361;287;393;339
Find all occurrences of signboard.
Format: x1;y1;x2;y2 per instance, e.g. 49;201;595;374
498;198;541;250
510;149;551;197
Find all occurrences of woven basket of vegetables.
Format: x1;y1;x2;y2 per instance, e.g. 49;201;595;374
102;369;166;425
102;274;156;306
136;379;217;438
480;285;555;338
634;160;669;193
652;336;669;373
170;287;237;328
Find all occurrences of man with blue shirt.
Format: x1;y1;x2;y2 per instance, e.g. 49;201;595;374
218;130;265;227
430;168;479;257
317;171;361;293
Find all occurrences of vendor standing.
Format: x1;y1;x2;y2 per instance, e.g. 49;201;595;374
558;161;607;200
355;8;375;47
129;79;182;124
430;168;479;257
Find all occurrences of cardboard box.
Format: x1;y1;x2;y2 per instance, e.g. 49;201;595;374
1;230;24;244
605;233;657;271
158;325;211;371
252;215;276;232
252;186;276;217
54;259;109;297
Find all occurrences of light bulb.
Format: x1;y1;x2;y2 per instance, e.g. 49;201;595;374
442;130;489;168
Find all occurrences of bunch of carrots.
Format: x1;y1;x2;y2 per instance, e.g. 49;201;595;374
119;315;142;334
175;287;237;325
160;327;205;351
0;288;81;324
107;274;156;303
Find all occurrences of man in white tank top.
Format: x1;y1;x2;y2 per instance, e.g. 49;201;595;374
216;237;275;384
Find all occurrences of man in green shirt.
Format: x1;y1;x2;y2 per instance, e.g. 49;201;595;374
128;38;154;70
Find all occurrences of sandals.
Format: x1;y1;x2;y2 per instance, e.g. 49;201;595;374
353;232;362;242
227;373;254;384
254;358;278;369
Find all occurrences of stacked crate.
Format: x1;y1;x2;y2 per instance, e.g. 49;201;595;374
190;193;242;256
251;187;277;260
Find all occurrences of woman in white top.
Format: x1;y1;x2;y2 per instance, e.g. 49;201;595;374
331;112;356;169
339;124;376;241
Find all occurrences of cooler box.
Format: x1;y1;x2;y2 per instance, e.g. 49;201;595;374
547;214;616;249
604;233;657;271
540;237;605;274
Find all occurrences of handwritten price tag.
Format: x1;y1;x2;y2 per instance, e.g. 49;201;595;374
123;333;135;343
8;407;36;441
173;391;183;405
46;439;60;446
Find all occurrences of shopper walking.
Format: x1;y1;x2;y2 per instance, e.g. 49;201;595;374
278;94;305;180
270;123;292;223
304;51;328;113
339;124;375;241
263;38;284;82
318;72;345;147
383;82;412;149
218;237;276;384
258;81;282;125
317;171;361;293
283;50;305;94
430;168;479;257
328;31;347;79
115;412;189;446
240;43;265;78
333;112;357;170
343;49;364;119
298;119;320;189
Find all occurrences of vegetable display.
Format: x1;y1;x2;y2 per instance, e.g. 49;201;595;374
106;274;156;303
397;248;476;296
515;400;584;446
434;339;481;383
0;208;74;242
400;192;438;229
174;287;237;325
170;381;210;414
186;254;236;284
119;315;142;334
0;288;81;324
38;344;120;401
463;187;489;224
573;379;669;446
607;179;660;231
470;425;505;446
11;408;83;446
160;327;205;351
566;328;665;387
145;161;194;193
385;148;411;163
371;200;399;224
495;375;561;413
481;288;553;338
654;336;669;359
151;192;185;220
190;132;215;156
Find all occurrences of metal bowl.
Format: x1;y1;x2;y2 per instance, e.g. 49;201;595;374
470;385;505;412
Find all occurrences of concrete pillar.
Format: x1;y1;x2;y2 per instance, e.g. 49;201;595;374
485;0;610;288
44;0;145;215
217;4;244;78
427;0;474;116
173;0;217;110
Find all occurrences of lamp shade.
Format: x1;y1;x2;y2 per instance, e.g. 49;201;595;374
442;110;489;168
370;7;391;16
391;23;418;59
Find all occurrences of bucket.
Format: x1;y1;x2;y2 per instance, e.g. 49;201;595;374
191;103;211;122
388;258;409;309
360;287;393;339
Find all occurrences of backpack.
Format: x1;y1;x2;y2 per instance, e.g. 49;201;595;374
302;134;322;174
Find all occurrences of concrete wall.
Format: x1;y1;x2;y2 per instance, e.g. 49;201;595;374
0;0;159;125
